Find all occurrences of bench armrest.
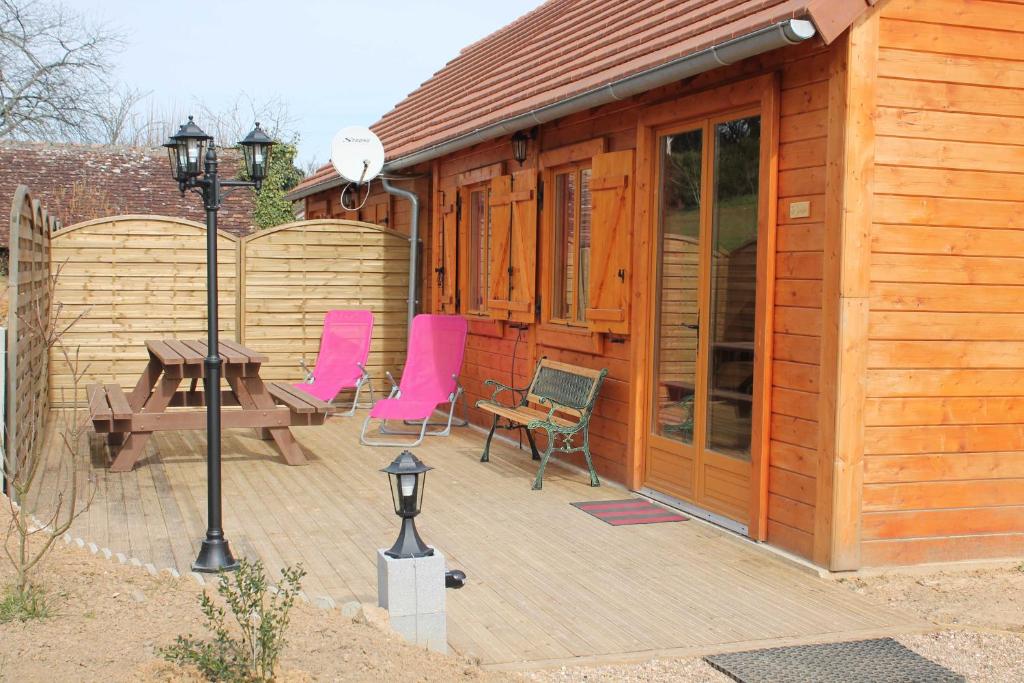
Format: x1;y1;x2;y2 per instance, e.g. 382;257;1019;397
483;379;529;403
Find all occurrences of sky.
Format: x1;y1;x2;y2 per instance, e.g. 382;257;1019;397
66;0;543;168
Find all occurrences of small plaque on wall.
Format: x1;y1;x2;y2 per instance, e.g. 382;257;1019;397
789;200;811;219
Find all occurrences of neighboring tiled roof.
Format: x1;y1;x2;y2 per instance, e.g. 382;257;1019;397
289;0;870;200
0;141;257;245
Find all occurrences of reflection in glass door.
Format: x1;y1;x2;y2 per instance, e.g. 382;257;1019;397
645;113;762;528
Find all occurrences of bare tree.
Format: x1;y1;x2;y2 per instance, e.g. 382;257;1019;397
0;0;122;141
94;92;298;148
3;262;92;610
91;85;150;145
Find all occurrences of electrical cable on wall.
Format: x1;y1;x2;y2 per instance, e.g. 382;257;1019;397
511;323;524;450
341;159;373;212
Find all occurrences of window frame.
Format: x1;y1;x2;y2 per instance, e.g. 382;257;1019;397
459;180;493;317
542;161;593;329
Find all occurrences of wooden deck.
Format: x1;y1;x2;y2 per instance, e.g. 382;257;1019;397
32;412;923;668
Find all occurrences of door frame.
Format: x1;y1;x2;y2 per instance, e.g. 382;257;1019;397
628;72;780;540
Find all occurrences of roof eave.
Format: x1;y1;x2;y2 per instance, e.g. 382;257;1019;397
286;16;824;200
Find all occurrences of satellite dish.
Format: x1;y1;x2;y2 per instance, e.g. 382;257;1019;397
330;126;385;185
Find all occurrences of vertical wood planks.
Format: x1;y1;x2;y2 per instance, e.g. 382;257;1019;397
814;11;878;571
6;186;52;482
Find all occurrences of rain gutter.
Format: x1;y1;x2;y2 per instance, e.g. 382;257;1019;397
285;18;817;200
381;177;420;332
382;18;817;172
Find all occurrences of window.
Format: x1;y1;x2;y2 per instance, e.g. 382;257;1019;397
550;165;592;325
465;185;491;314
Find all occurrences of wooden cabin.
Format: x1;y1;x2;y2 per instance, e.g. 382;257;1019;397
287;0;1024;571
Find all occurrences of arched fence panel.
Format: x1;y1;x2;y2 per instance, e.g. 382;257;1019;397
240;219;411;394
6;186;53;473
49;216;239;405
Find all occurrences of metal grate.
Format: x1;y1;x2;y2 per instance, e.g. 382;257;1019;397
704;638;964;683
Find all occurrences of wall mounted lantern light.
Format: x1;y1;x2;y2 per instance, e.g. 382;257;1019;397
511;130;530;166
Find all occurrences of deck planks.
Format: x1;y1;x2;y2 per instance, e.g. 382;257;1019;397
32;412;920;667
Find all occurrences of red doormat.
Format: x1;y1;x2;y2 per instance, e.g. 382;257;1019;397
571;498;688;526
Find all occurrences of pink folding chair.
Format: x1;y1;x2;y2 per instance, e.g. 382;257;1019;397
360;314;468;446
293;310;374;416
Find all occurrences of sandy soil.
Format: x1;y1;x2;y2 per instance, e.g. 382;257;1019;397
2;535;1023;681
0;537;513;682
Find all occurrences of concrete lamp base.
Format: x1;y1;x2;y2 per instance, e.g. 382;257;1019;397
376;548;447;653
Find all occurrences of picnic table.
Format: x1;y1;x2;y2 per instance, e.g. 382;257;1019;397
87;339;329;472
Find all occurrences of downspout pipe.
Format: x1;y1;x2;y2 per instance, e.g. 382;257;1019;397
383;18;816;172
381;177;419;333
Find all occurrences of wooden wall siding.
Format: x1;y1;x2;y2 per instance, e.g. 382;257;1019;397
49;216;239;406
413;43;835;499
303;176;432;330
6;186;54;476
765;48;834;560
240;219;410;395
862;0;1024;566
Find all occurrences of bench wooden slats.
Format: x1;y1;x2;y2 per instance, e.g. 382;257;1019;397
103;384;133;420
163;339;204;364
145;340;184;365
266;381;330;414
87;384;112;420
193;339;245;365
482;404;576;429
221;339;268;364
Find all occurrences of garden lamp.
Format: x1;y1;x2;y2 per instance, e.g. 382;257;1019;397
164;115;275;573
163;116;211;182
381;450;434;558
239;122;274;189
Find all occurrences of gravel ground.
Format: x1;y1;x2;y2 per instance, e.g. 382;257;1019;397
528;565;1024;682
526;658;731;682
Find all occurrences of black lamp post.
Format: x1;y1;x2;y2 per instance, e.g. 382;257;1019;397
164;117;274;573
381;451;433;558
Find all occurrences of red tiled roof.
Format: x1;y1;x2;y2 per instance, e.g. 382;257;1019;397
0;142;257;244
290;0;870;198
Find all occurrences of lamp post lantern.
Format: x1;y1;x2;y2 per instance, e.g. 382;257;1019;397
164;117;274;573
381;450;433;559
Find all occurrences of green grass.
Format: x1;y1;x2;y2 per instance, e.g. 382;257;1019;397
0;584;51;623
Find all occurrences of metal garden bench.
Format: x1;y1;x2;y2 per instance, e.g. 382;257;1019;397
476;358;607;490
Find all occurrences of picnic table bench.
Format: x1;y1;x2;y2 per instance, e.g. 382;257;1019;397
87;339;329;472
476;358;607;490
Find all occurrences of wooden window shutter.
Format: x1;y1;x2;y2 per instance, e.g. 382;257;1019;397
487;174;513;320
507;169;538;323
586;149;634;334
435;184;458;313
488;172;538;322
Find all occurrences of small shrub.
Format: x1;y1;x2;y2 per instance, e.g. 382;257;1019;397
159;559;305;682
0;584;51;623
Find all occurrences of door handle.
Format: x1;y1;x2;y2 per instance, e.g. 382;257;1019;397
681;322;699;330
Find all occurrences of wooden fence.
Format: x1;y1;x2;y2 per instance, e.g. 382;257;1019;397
50;216;239;404
48;216;410;404
241;219;410;394
6;186;55;472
